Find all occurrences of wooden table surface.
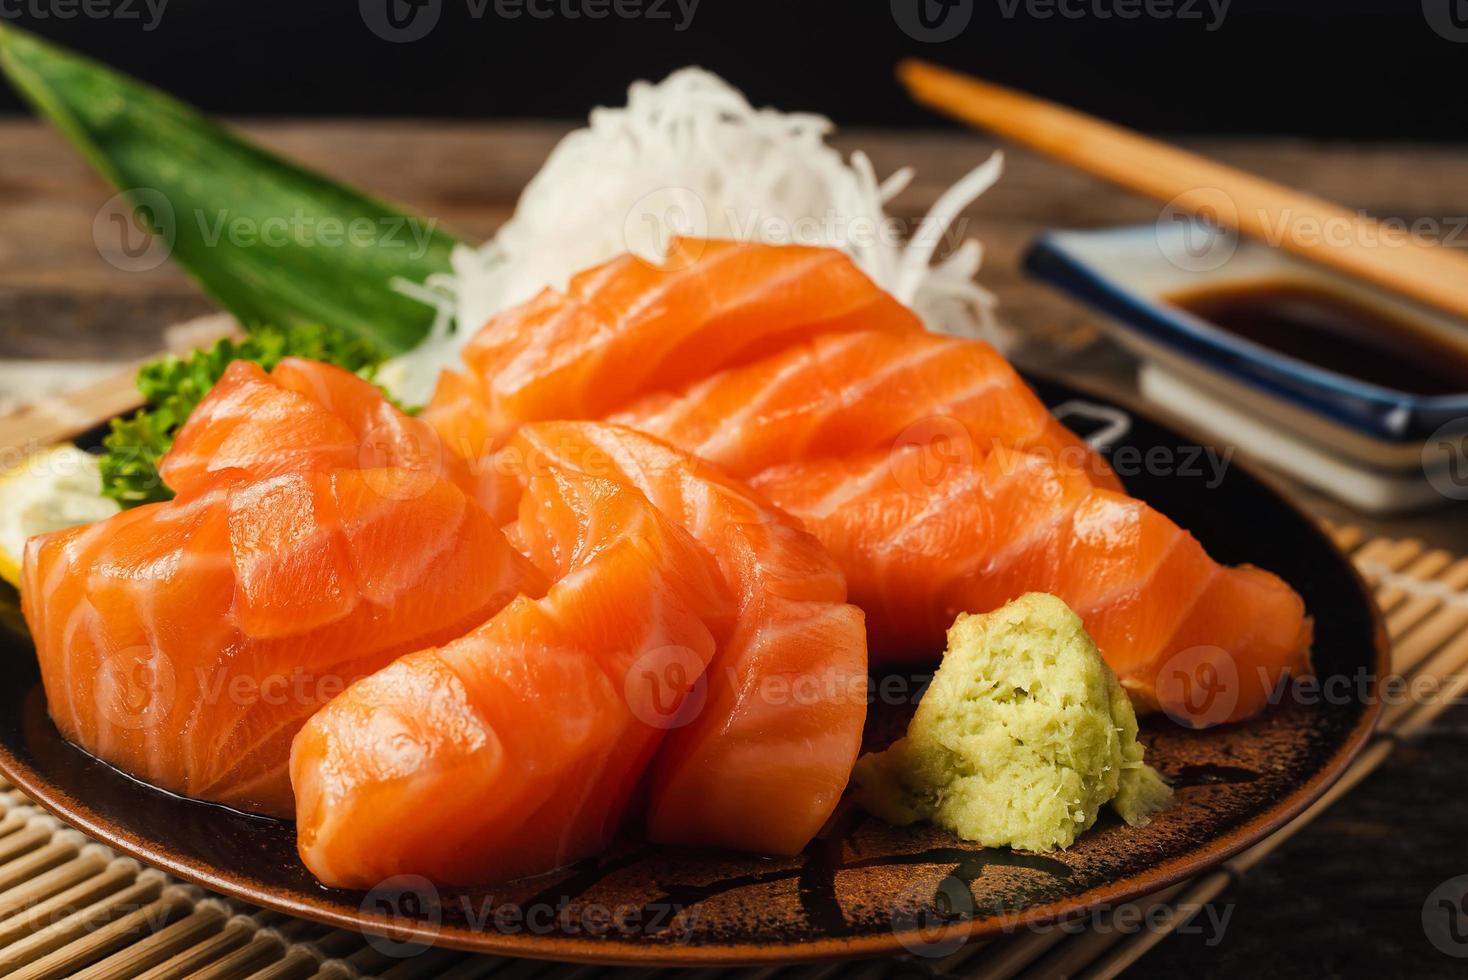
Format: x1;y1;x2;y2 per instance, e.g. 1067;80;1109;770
3;120;1468;976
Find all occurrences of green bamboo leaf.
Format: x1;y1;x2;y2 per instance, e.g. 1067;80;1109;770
0;24;461;353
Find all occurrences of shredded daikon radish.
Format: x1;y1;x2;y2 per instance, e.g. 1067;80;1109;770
383;68;1006;404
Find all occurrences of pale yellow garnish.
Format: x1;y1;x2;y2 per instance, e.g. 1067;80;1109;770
0;444;120;587
853;593;1171;852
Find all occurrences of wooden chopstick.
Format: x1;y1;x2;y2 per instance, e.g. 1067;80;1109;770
898;59;1468;335
0;317;242;458
0;369;150;458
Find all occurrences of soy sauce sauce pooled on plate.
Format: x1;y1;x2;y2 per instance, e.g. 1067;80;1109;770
1167;279;1468;396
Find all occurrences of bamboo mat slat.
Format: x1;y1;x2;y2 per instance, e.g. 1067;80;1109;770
0;529;1457;979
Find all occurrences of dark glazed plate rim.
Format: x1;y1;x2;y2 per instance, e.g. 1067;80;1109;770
0;373;1387;966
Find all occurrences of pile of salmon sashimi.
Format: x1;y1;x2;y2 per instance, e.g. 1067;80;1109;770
21;239;1312;889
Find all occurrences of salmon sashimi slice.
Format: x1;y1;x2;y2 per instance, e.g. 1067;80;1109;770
291;468;736;887
501;422;868;856
163;358;472;499
21;468;542;815
423;239;1306;720
421;238;924;457
610;330;1119;489
752;445;1312;723
425;240;1309;718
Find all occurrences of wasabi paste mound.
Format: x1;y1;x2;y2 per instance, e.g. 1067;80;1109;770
853;593;1172;852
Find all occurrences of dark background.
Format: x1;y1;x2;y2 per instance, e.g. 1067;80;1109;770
1;0;1465;138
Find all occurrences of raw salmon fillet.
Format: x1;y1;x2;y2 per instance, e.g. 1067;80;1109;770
164;358;474;499
611;330;1119;490
502;422;868;855
292;467;736;887
753;446;1312;722
422;238;924;459
293;422;868;885
426;238;1310;722
21;361;543;815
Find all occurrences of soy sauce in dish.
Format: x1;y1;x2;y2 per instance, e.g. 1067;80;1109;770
1166;279;1468;396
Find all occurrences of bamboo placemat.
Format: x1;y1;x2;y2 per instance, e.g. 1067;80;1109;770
0;526;1457;979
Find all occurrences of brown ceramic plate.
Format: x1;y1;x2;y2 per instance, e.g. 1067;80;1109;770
0;376;1385;966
